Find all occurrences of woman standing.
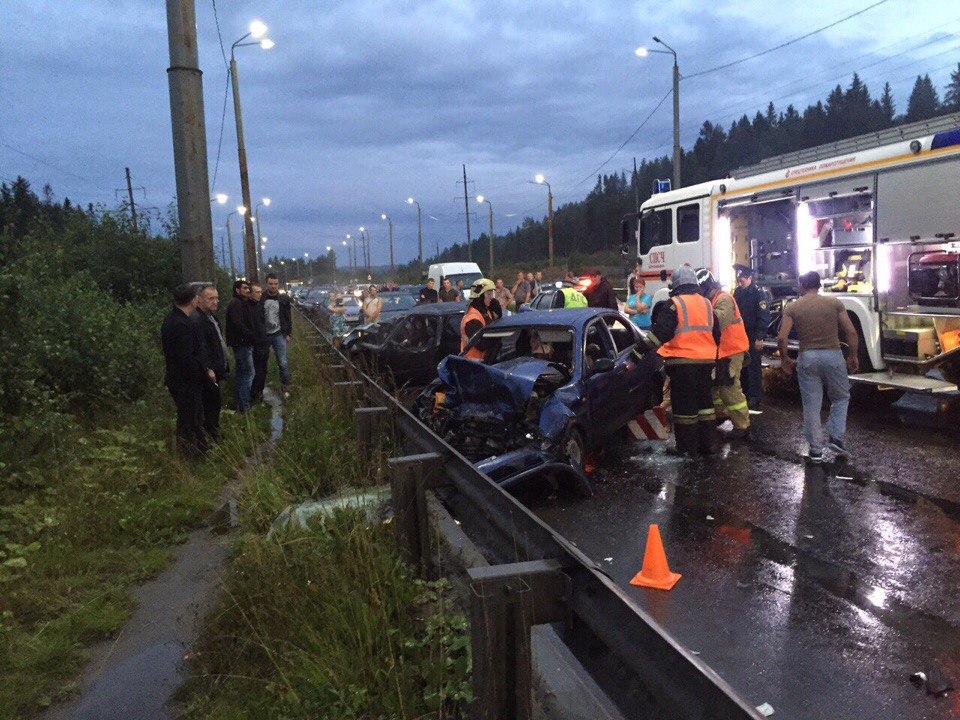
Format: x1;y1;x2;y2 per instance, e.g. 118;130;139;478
625;278;652;329
328;291;347;346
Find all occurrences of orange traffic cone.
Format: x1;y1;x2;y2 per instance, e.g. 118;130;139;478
629;524;681;591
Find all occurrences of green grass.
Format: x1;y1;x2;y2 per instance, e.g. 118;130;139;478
178;318;471;720
0;387;269;718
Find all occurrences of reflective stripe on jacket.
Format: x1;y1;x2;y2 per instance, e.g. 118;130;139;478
712;291;750;359
460;306;487;359
657;294;717;361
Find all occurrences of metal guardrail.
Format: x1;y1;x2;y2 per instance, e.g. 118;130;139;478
299;308;762;720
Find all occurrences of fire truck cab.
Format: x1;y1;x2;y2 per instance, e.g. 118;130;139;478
621;112;960;395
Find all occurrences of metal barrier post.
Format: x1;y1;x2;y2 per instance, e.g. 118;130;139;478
328;363;347;382
387;452;443;576
332;380;363;409
354;406;389;458
468;560;571;720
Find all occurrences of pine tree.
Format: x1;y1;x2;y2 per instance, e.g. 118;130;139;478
905;74;940;122
880;82;895;123
944;63;960;113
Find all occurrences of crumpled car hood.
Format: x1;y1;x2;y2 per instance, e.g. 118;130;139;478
437;356;555;411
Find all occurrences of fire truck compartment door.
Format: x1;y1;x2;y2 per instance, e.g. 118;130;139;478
849;371;957;394
877;158;960;242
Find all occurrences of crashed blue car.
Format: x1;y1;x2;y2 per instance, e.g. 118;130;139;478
416;308;664;495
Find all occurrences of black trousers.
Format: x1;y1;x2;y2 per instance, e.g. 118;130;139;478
251;344;270;402
666;363;715;455
201;381;222;442
167;382;205;459
741;344;763;405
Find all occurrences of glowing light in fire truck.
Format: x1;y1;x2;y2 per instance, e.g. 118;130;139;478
714;214;734;288
796;201;818;275
876;244;892;294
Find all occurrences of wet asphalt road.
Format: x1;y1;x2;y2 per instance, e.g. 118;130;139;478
533;389;960;720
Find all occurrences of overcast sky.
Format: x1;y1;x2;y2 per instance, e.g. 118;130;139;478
4;0;960;267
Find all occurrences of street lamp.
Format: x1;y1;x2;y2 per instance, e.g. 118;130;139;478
224;204;247;278
636;36;680;189
380;212;395;274
341;239;348;272
303;252;310;282
230;20;275;281
346;234;356;272
254;197;270;279
358;226;369;271
531;174;554;270
407;197;423;276
213;193;228;204
476;195;494;276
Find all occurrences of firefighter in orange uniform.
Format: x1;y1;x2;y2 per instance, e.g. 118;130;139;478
649;267;721;455
461;278;496;360
696;268;751;439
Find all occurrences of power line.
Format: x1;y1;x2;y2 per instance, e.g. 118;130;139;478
210;0;229;68
0;141;112;193
208;0;230;192
684;0;892;80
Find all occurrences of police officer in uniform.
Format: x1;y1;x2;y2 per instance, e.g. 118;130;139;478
733;264;771;410
649;267;721;456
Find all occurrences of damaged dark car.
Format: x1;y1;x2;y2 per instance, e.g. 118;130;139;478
416;308;663;496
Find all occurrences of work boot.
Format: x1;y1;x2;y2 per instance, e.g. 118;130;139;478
697;421;715;455
671;424;698;456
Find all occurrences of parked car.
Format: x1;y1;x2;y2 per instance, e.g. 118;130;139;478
341;295;362;325
416;308;663;495
351;302;467;387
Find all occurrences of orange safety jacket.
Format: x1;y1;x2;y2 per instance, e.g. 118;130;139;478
460;306;488;360
657;293;717;361
712;290;750;359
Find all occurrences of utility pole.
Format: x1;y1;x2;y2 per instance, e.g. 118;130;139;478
219;235;226;269
633;157;640;213
462;164;473;261
125;167;138;228
165;0;215;281
225;218;236;278
229;56;258;281
254;213;264;278
672;59;681;190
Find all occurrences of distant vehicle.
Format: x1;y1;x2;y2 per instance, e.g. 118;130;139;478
341;295;362;325
416;308;663;495
520;283;590;312
427;262;483;291
299;287;329;314
376;292;417;322
351;302;467;387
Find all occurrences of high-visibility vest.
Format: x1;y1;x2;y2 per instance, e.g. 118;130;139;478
460;306;488;359
560;287;588;308
712;291;750;359
657;294;717;361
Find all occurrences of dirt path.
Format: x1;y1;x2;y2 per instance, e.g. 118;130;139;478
41;390;282;720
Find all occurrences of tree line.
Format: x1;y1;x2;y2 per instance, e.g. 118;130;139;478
409;66;960;274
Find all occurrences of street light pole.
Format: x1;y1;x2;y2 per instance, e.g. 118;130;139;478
254;196;270;280
164;0;215;282
407;197;422;277
230;22;274;281
476;195;494;276
381;213;394;274
637;38;681;189
534;174;553;270
225;205;246;278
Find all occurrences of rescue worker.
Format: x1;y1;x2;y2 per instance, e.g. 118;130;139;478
697;268;751;440
649;267;721;455
461;278;496;360
733;264;771;410
559;283;588;308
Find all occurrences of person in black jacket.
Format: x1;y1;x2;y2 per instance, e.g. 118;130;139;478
733;264;772;410
583;270;619;310
225;279;256;411
193;284;229;441
262;274;293;397
161;284;212;459
249;282;271;404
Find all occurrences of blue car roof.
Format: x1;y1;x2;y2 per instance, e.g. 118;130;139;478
488;307;613;328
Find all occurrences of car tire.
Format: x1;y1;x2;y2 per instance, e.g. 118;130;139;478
563;427;586;471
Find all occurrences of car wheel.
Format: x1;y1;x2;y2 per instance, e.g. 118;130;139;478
564;427;586;470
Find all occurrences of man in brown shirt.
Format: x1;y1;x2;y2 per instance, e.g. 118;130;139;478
778;271;860;463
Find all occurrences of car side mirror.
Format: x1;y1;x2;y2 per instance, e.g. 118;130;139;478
590;357;615;374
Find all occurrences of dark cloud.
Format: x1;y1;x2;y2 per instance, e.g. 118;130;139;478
3;0;956;265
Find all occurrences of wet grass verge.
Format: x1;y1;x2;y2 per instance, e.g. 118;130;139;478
177;318;471;719
0;383;270;719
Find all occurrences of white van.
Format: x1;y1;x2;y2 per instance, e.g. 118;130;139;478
427;262;483;291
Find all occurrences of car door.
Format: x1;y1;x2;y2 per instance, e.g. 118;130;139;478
385;316;441;386
583;318;621;438
603;314;648;424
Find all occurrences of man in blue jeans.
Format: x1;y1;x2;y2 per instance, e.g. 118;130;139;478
225;280;256;411
261;273;292;397
777;271;860;463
